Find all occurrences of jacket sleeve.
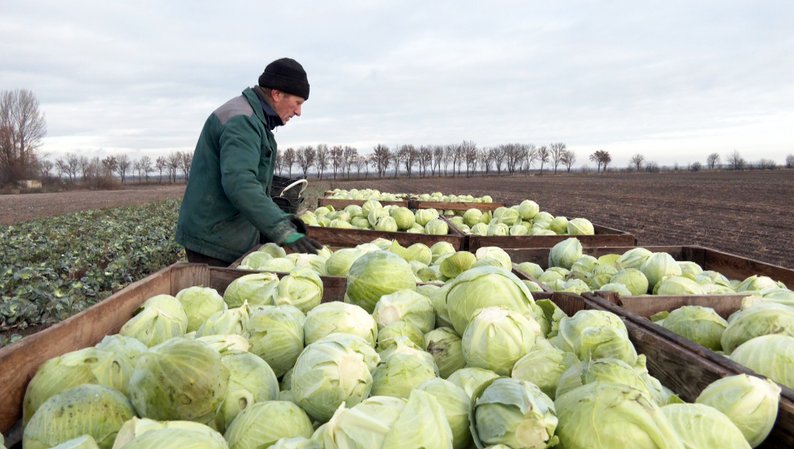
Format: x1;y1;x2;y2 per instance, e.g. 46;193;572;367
218;115;295;243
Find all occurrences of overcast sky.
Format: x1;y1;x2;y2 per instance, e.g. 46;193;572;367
2;0;793;167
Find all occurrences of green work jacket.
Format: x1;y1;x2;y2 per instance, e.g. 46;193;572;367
176;87;293;263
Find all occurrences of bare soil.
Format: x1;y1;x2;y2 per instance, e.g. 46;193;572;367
1;171;792;268
311;170;794;269
0;184;186;225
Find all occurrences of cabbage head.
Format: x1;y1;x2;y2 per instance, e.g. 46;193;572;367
425;218;449;235
443;266;535;335
415;208;440;226
462;307;541;375
721;303;794;353
424;327;465;379
224;401;314;449
246;305;305;377
345;250;417;313
373;289;435;333
195;305;249;337
291;334;379;421
661;403;750;449
120;294;188;347
325;248;365;276
511;339;578;399
49;435;100;449
218;352;280;430
304;301;377;346
471;378;558;449
371;340;439;398
431;241;457;263
730;334;794;389
463;208;483;226
376;322;425;352
175;286;226;333
555;382;684;449
518;200;540;220
390;206;415;230
696;374;782;447
23;347;130;424
320;391;452;449
417;378;471;449
113;418;228;449
548;238;583;269
439;251;477;278
551;309;637;365
617;247;653;270
24;384;135;449
567;217;595;235
223;272;280;307
516;261;544;279
655;276;706;295
474;246;512;270
658;305;727;351
736;275;785;292
275;268;323;313
640;252;682;289
447;367;500;399
610;268;649;295
129;338;229;424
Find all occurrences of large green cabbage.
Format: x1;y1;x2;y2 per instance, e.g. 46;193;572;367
555;382;684;449
120;294;188;347
417;378;471;449
661;403;750;449
721;303;794;353
223;273;280;307
24;384;135;449
372;289;435;333
345;250;417;313
471;377;558;449
218;352;280;430
175;287;227;332
730;334;794;390
128;338;229;425
275;268;323;313
461;307;541;375
548;238;583;269
371;340;439;398
304;301;377;346
447;367;500;399
224;401;314;449
511;339;578;399
246;305;305;378
696;374;782;447
424;327;465;379
655;305;727;351
640;253;682;289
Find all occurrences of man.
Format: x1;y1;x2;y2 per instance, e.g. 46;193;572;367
176;57;322;266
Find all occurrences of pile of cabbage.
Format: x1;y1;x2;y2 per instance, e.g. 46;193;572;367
447;200;596;237
299;202;450;235
522;237;792;299
20;247;782;449
325;188;493;204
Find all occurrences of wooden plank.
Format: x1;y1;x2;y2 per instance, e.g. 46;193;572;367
464;223;637;251
306;225;465;250
581;293;794;449
593;291;747;319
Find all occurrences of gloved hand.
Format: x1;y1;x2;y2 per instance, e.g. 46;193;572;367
290;215;308;234
283;233;323;254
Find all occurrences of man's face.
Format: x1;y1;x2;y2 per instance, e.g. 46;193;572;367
271;90;305;124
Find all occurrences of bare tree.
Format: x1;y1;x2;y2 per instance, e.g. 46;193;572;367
167;152;181;183
354;154;367;178
432;145;445;176
418;145;432;177
537;146;550;175
446;144;462;176
503;144;519;174
390;146;402;177
525;144;538;174
600;150;612;172
726;150;745;170
561;149;576;173
786;154;794;169
102;156;118;179
589;150;611;173
398;144;418;177
459;141;477;176
0;89;47;185
133;159;144;183
330;145;344;179
630;153;645;171
282;147;296;177
314;144;329;179
116;154;131;183
78;155;91;183
296;146;316;178
371;144;391;177
139;155;153;182
478;148;492;175
490;147;505;175
549;142;566;174
155;156;167;183
706;152;720;170
343;146;357;178
38;159;53;181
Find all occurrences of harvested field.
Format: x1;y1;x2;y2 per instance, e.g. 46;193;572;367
1;170;792;268
311;170;794;269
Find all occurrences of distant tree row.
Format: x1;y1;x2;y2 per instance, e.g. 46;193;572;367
623;150;794;173
46;151;193;186
276;141;577;179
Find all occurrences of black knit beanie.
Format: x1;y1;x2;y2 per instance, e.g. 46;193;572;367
258;58;310;100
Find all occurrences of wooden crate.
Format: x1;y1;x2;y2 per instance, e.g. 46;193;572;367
306;225;465;250
578;292;794;448
461;223;636;251
0;263;347;439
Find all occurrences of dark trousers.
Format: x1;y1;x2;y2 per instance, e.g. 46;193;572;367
185;249;230;267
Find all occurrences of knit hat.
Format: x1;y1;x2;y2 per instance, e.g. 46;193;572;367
258;58;310;100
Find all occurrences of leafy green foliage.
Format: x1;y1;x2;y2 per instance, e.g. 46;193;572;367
0;200;184;345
